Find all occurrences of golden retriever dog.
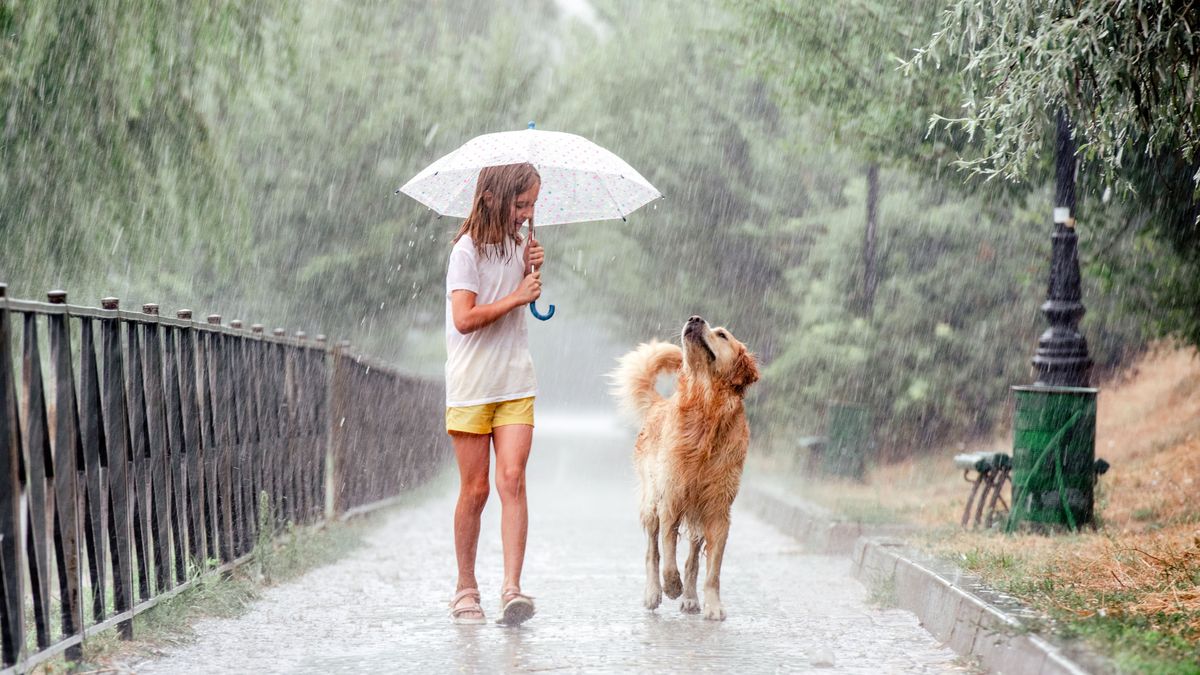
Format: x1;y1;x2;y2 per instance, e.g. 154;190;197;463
611;315;759;621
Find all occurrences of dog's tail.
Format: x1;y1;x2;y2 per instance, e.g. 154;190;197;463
610;341;683;420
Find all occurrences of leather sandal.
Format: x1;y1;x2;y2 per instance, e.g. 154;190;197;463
497;586;535;626
449;588;486;625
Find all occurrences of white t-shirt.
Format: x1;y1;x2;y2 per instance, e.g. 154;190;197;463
444;234;537;407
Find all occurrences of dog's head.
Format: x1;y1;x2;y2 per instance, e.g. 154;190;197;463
680;316;759;394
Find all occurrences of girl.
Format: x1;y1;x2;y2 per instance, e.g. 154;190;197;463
444;162;544;626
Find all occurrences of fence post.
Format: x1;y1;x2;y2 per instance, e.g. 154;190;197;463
264;329;282;529
161;310;190;583
140;304;174;591
229;320;255;555
46;290;83;661
322;336;339;520
78;310;108;622
0;283;25;666
196;316;219;562
125;314;154;600
314;335;327;522
250;324;274;533
206;315;235;563
240;324;263;541
22;310;53;648
176;310;208;570
100;297;134;639
335;346;349;513
297;332;316;524
273;329;296;525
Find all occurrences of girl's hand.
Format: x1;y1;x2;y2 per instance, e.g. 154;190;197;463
514;271;542;304
526;238;545;271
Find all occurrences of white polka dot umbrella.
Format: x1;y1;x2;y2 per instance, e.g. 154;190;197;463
398;123;662;226
398;123;662;321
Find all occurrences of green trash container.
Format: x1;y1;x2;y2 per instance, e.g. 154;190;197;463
823;402;873;479
1007;385;1098;531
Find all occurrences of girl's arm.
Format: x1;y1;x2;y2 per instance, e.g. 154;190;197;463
450;272;541;334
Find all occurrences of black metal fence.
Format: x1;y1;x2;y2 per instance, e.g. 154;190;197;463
0;285;447;672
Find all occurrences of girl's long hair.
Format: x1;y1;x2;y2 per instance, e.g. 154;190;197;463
454;162;541;261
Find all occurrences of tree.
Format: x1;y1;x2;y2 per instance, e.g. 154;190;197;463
910;0;1200;197
539;1;832;372
729;1;968;318
226;0;555;355
722;1;1148;451
910;0;1200;345
0;1;284;304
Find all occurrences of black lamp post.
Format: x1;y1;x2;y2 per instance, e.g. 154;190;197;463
1007;109;1103;533
1031;110;1093;387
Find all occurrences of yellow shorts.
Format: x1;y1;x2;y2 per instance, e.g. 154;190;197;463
445;397;535;435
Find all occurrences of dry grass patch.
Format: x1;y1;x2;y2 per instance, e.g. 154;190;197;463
755;344;1200;672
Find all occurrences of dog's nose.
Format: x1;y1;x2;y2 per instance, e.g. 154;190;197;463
688;315;703;324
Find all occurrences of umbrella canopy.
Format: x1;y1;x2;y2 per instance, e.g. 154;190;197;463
398;125;662;225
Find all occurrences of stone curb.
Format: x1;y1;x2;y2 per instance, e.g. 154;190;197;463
736;482;914;554
741;484;1112;675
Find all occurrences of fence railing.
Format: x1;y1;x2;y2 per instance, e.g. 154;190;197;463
0;285;447;673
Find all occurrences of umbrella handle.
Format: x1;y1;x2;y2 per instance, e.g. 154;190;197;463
526;218;554;321
530;301;555;321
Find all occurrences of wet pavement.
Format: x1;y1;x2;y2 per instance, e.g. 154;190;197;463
133;414;968;674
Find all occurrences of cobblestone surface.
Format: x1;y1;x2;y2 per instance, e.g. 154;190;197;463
133;416;968;674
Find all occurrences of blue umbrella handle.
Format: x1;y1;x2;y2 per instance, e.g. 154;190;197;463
530;301;555;321
525;216;554;321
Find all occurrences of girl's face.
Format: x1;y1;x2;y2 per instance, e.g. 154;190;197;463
509;181;540;233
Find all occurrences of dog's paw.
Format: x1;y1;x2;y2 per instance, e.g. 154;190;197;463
680;597;701;614
702;603;726;621
662;570;683;599
643;586;662;610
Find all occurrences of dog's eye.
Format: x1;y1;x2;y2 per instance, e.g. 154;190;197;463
717;332;728;340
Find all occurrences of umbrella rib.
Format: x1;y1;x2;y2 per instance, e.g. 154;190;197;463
598;175;627;223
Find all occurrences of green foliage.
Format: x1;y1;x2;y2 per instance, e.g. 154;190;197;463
765;173;1036;446
730;0;967;169
227;0;555;356
908;0;1200;349
0;0;1164;457
0;0;286;306
910;0;1200;193
544;1;802;355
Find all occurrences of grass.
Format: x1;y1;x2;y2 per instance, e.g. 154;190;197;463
865;574;898;609
930;532;1200;674
750;344;1200;674
1070;618;1200;675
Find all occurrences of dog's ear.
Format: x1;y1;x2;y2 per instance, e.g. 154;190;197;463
730;349;759;393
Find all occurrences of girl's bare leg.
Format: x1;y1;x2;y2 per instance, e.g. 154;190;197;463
452;431;492;598
491;424;533;593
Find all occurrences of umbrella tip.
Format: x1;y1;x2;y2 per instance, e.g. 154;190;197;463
528;121;535;129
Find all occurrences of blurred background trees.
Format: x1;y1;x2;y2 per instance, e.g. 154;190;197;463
2;0;1191;456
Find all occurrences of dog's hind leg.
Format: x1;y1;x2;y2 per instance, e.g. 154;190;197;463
680;535;702;614
660;512;683;599
701;516;731;621
642;510;662;610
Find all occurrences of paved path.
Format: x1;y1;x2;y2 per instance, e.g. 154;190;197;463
134;414;967;674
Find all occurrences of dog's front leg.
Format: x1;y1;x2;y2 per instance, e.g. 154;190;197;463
680;535;702;614
643;513;662;610
702;518;731;621
660;512;683;599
